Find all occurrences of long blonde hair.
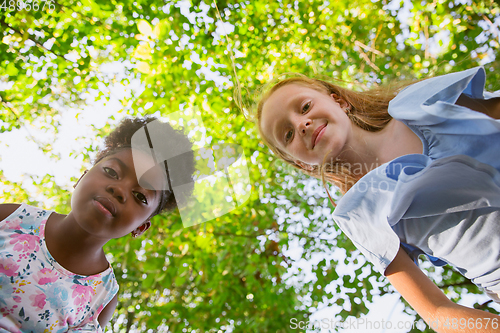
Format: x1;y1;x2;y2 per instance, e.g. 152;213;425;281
256;74;408;198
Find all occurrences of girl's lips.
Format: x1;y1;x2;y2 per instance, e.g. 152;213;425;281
93;198;115;217
313;125;327;148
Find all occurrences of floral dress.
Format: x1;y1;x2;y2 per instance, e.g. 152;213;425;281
0;204;119;332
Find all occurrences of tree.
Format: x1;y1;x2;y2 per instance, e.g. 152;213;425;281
1;0;499;332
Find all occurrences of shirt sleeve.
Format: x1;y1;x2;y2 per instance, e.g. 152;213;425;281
332;154;500;275
69;275;118;333
388;67;500;135
331;161;402;274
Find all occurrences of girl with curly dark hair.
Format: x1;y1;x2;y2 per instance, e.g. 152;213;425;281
0;116;194;332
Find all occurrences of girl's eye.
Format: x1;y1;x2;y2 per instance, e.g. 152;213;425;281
134;192;148;205
285;130;293;143
104;167;118;179
302;102;311;113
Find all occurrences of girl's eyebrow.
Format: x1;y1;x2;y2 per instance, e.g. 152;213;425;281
108;157;128;171
275;95;303;145
275;118;286;144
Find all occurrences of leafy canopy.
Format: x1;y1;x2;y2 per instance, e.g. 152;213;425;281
1;0;499;332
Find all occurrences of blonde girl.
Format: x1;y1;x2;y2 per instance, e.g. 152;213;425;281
257;67;500;333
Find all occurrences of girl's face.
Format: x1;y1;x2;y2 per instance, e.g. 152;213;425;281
71;149;163;240
260;83;352;166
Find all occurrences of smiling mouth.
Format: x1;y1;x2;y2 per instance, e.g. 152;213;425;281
94;197;116;217
311;124;327;149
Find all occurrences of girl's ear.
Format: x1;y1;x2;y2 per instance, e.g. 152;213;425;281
73;170;88;189
295;160;315;171
330;93;350;110
131;220;151;238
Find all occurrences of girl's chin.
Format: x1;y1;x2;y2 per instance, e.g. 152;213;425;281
317;152;340;166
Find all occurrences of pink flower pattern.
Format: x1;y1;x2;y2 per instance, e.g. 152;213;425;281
34;267;58;285
5;218;22;230
71;284;96;307
29;291;47;310
0;258;19;277
10;233;39;253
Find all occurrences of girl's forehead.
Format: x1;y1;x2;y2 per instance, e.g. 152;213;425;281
130;149;168;192
266;84;303;107
264;84;327;109
272;82;307;95
260;85;301;145
263;83;318;116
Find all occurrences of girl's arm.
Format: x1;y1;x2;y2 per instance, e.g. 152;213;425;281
386;247;500;333
0;204;21;222
98;293;118;329
456;94;500;119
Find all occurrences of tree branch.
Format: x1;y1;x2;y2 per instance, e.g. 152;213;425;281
437;280;474;289
354;40;384;57
476;299;494;310
0;92;49;153
0;20;68;61
481;14;499;40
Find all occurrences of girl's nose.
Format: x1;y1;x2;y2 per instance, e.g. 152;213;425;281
298;120;311;136
107;184;126;203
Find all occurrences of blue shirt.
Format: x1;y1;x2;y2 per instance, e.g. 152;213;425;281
331;67;500;292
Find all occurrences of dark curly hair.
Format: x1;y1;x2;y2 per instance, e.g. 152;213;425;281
93;116;195;217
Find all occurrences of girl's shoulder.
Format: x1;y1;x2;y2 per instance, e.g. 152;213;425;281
389;67;487;125
332;153;500;273
0;203;22;222
0;203;54;229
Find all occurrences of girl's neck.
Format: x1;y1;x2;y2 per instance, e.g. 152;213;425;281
339;119;423;177
45;212;109;276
